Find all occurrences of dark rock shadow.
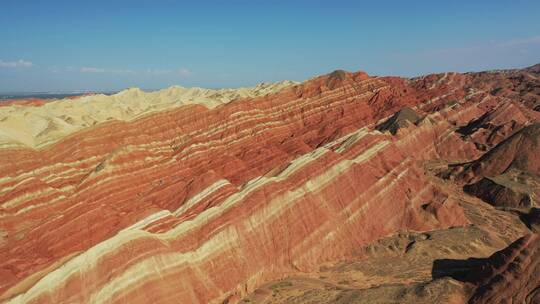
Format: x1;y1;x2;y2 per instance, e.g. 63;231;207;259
520;207;540;232
431;257;488;283
456;112;489;136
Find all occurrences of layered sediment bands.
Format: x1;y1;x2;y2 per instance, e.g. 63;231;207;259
449;123;540;209
455;123;540;182
468;234;540;304
464;175;535;208
1;66;537;303
0;81;298;149
456;101;532;151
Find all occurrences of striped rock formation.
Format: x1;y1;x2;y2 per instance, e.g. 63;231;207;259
468;234;540;304
1;65;539;303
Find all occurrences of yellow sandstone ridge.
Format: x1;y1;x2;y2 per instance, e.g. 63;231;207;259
0;80;298;149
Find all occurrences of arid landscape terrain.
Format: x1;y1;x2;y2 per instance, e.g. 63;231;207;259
1;63;539;303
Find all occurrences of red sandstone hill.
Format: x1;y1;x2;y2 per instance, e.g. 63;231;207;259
430;234;540;304
468;234;540;303
0;64;539;304
461;123;540;179
450;123;540;209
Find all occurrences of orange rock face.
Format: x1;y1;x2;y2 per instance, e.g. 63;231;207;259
0;65;539;303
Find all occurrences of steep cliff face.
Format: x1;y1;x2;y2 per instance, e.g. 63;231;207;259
0;65;539;303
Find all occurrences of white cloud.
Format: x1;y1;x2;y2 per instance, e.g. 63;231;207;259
110;69;136;74
178;68;191;77
391;34;540;59
0;59;33;68
144;68;191;77
81;67;105;73
146;68;173;75
80;67;136;74
74;66;192;77
495;35;540;48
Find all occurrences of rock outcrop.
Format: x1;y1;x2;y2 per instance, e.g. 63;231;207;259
376;106;422;135
460;123;540;180
456;102;530;151
468;234;540;304
451;123;540;209
464;175;535;208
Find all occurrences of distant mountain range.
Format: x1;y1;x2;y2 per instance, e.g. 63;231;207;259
0;92;113;101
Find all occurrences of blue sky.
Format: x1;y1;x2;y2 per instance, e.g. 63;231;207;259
1;0;540;92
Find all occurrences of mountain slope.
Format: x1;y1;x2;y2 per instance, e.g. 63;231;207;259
1;64;539;303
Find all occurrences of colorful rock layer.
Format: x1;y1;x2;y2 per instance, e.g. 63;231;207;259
1;64;539;303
